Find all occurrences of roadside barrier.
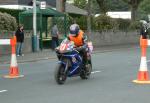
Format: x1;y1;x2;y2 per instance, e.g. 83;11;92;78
133;36;150;84
0;36;24;78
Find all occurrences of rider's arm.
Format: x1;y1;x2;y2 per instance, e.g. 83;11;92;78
82;33;88;43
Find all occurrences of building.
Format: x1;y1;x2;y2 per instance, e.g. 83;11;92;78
95;11;131;19
0;0;87;15
107;11;131;19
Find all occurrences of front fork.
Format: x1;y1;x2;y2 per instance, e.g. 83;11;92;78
58;60;69;74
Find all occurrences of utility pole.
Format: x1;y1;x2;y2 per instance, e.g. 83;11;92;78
32;0;38;52
32;0;42;52
87;0;91;36
56;0;67;36
33;0;36;37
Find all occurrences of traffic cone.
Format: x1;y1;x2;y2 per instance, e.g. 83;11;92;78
133;37;150;84
4;36;24;78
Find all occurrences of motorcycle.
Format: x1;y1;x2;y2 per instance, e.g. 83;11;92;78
54;39;93;84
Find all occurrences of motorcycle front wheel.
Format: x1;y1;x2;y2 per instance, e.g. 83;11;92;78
54;64;67;84
80;54;92;79
80;60;92;79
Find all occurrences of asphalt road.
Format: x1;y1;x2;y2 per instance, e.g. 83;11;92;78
1;47;150;103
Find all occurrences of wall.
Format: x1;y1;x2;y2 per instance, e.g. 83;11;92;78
0;31;32;56
0;31;140;56
87;31;140;47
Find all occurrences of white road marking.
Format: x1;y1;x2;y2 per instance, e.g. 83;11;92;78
0;90;7;93
91;71;101;74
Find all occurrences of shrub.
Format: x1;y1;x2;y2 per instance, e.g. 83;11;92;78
129;21;141;30
116;18;131;31
0;12;17;31
0;8;23;23
94;14;117;31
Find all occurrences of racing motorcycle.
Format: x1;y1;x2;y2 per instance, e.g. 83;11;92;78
54;39;93;84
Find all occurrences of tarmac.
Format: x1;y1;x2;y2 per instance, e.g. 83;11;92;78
0;44;139;64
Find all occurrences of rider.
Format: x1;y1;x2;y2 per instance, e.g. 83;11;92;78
140;20;148;39
68;23;88;67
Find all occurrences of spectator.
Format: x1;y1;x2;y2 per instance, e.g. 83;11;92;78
51;23;59;50
15;25;24;56
140;20;148;39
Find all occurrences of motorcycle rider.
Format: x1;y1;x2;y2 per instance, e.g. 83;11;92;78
67;23;88;68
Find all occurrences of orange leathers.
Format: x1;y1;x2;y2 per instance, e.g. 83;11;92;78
69;30;84;47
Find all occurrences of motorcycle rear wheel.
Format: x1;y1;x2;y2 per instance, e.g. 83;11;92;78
54;64;67;84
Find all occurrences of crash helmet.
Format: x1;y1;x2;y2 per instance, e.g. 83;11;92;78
69;24;80;36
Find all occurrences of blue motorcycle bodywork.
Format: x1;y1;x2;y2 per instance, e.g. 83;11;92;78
58;50;83;77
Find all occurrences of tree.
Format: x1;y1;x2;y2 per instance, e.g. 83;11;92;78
96;0;108;14
73;0;87;9
62;0;66;12
89;0;129;14
139;0;150;14
123;0;144;21
107;0;129;11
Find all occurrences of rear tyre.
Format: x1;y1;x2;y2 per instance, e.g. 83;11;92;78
54;64;67;84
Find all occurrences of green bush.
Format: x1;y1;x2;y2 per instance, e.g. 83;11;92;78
129;21;141;30
116;18;131;31
92;15;140;31
94;14;117;31
75;16;87;30
0;12;17;31
0;8;23;23
68;16;87;30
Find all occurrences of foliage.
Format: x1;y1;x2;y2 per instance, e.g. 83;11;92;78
91;0;100;14
107;0;129;11
139;0;150;14
96;0;108;14
0;8;23;23
0;12;17;31
115;18;131;30
94;0;130;14
68;15;87;30
73;0;87;9
122;0;144;21
92;15;140;31
129;21;141;30
75;16;87;30
94;14;117;30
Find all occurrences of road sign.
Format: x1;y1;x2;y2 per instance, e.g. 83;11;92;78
40;1;46;9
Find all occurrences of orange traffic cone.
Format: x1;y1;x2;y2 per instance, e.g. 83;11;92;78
4;36;24;78
133;37;150;84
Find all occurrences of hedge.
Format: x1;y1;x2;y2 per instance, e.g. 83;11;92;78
0;8;23;23
0;12;17;31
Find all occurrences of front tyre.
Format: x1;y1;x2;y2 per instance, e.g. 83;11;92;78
80;55;92;79
54;64;67;84
80;63;92;79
